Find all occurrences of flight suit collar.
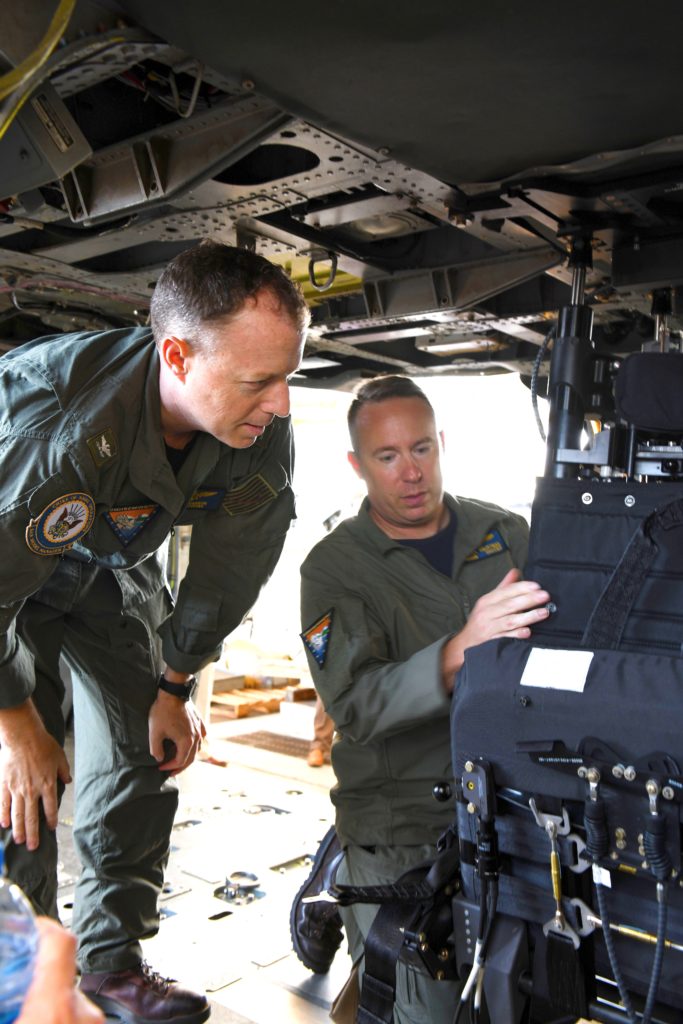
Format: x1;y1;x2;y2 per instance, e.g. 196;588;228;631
448;494;505;576
128;349;221;514
357;492;505;578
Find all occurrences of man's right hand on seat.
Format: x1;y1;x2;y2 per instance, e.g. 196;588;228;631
441;569;551;692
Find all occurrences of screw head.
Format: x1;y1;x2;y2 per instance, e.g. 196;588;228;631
624;495;636;507
663;786;675;801
582;492;593;505
623;766;637;782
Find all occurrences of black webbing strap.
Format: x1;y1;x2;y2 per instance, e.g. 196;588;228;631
330;839;460;907
357;899;420;1024
349;839;460;1024
581;496;683;649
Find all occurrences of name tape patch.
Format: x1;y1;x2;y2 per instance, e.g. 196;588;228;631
26;492;96;555
188;488;225;512
301;610;334;668
465;528;509;562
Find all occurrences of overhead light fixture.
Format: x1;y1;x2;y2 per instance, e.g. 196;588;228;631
296;356;341;370
416;335;505;356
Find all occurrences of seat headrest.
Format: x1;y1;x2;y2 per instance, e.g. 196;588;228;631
615;351;683;432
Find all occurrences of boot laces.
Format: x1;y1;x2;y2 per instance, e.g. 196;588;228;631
139;961;175;995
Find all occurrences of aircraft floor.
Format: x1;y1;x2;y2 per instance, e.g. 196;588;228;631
57;701;353;1023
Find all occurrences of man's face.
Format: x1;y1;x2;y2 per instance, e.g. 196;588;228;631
349;396;446;538
183;289;304;448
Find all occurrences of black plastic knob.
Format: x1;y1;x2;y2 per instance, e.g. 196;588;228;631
432;782;453;803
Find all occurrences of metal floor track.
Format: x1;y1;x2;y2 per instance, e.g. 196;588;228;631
57;703;352;1023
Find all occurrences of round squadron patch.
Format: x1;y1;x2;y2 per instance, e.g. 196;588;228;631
26;492;96;555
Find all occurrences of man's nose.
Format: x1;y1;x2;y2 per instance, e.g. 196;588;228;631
403;457;422;480
262;379;291;418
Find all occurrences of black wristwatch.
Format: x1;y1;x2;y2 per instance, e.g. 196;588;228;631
158;674;198;702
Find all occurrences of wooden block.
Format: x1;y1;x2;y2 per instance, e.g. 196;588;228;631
285;685;317;702
211;689;282;718
211;671;246;693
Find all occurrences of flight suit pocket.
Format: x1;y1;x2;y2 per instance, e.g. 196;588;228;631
172;583;222;656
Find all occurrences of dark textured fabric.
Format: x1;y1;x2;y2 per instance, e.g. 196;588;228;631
615;351;683;432
524;477;683;654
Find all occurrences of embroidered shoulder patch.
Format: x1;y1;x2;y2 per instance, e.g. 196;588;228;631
188;488;225;512
223;474;277;517
105;505;159;546
465;528;509;562
26;492;96;555
87;428;118;467
301;610;334;668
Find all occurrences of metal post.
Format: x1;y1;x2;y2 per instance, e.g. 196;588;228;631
544;237;594;478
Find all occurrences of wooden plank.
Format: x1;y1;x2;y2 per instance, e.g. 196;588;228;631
210;688;283;719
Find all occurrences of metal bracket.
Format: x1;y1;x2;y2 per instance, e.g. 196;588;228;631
528;797;571;836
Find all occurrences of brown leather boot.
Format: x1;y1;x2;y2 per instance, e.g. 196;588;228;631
79;961;210;1024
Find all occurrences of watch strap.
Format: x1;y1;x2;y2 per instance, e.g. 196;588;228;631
158;674;197;701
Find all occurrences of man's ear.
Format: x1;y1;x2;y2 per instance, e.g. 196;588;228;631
347;450;363;479
160;336;190;379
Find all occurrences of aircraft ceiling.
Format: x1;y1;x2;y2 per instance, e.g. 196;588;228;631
1;0;683;387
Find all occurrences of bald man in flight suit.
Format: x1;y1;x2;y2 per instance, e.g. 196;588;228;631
296;375;549;1023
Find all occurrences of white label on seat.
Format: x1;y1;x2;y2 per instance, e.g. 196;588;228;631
520;647;594;693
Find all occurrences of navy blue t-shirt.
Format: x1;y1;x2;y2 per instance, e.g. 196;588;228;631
398;514;456;577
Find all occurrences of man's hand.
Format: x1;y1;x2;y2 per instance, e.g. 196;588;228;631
0;702;72;851
148;689;206;776
18;918;104;1024
442;569;551;692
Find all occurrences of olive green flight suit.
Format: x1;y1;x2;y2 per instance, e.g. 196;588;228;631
300;494;529;1023
0;327;295;971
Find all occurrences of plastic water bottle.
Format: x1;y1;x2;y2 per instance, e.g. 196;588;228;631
0;847;38;1024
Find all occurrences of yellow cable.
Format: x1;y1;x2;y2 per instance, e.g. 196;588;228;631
0;0;77;101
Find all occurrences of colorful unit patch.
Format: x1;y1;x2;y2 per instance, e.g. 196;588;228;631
187;488;225;512
465;529;509;562
223;474;277;517
26;492;96;555
86;427;118;467
105;505;159;546
301;610;334;668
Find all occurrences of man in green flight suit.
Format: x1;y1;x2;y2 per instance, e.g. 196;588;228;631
298;375;550;1023
0;241;309;1024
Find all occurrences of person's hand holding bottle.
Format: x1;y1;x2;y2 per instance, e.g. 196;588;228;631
17;919;103;1024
